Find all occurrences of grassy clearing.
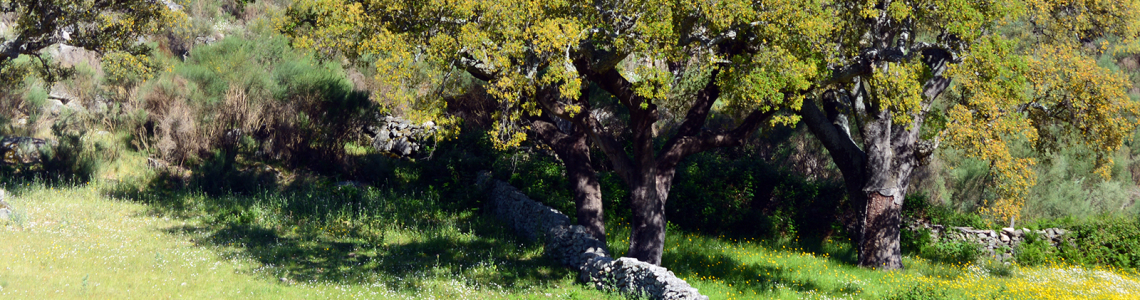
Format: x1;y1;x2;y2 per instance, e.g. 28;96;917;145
4;146;1140;300
0;175;618;299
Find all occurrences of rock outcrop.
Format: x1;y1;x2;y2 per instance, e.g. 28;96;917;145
1;136;54;167
477;171;707;300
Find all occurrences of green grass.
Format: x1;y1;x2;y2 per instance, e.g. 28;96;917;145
649;227;1140;300
0;173;619;299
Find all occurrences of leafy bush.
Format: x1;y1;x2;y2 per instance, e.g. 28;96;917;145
667;145;846;240
887;284;949;300
1014;230;1059;266
903;193;988;229
920;240;982;265
901;225;933;255
1057;216;1140;269
134;33;374;183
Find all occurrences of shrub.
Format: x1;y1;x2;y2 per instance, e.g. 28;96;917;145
887;284;949;300
134;33;375;182
920;240;982;265
666;144;847;240
1014;230;1059;266
1058;216;1140;269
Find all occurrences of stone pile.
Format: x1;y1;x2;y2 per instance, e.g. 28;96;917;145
477;172;707;300
366;116;437;157
907;218;1068;261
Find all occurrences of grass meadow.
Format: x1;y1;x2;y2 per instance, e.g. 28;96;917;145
1;154;1139;299
0;155;618;299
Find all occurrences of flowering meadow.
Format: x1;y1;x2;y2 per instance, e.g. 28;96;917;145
646;230;1140;300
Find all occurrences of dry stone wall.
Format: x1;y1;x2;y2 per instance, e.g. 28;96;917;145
476;172;708;300
907;218;1068;261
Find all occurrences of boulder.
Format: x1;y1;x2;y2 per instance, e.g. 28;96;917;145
1;136;53;167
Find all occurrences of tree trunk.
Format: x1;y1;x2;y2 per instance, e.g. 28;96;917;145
800;90;924;271
627;169;668;265
857;190;903;269
562;131;607;242
575;65;774;266
531;114;607;242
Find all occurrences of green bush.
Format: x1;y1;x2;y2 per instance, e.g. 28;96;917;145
1013;230;1059;266
920;240;982;265
901;225;934;255
666;146;846;240
1058;216;1140;269
887;284;949;300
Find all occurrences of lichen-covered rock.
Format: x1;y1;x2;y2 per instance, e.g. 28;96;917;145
1;136;53;167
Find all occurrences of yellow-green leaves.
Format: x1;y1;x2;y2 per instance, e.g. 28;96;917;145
1025;44;1140;178
719;47;817;115
103;52;157;87
867;61;925;126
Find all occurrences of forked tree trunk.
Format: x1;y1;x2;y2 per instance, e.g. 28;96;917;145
801;76;946;270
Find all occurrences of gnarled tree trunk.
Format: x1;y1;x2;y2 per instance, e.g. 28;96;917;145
801;57;951;270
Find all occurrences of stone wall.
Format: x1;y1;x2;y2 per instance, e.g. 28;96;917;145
907;218;1068;261
476;172;708;300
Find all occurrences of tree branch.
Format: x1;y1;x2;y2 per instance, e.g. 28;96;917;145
657;108;777;171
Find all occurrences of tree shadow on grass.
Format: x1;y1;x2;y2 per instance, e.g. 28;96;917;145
663;250;822;295
662;238;869;297
108;176;578;294
162;221;571;291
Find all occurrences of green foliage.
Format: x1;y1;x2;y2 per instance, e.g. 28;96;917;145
0;0;181;84
668;150;846;240
1014;230;1060;266
887;284;949;300
921;240;983;265
1057;216;1140;269
904;193;988;229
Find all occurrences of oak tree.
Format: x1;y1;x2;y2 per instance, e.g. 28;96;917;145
796;0;1140;269
283;0;1140;269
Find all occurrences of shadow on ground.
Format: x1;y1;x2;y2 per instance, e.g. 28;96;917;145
105;173;577;294
660;235;864;296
